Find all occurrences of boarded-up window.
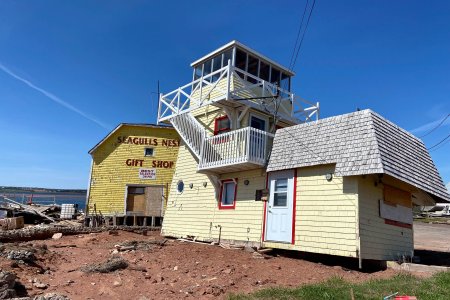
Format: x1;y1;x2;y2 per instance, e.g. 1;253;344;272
126;186;163;216
380;185;412;225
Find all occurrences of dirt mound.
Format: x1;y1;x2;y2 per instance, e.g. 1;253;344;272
81;256;128;273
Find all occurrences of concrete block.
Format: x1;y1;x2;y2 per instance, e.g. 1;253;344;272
0;217;24;230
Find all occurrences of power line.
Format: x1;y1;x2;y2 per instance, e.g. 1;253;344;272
428;133;450;150
419;113;450;138
429;138;450;152
290;0;316;72
288;0;310;71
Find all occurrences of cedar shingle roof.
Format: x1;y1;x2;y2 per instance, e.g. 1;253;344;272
267;109;450;202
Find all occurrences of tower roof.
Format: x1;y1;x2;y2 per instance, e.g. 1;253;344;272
190;40;295;76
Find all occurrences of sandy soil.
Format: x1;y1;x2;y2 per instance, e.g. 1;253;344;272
0;230;402;299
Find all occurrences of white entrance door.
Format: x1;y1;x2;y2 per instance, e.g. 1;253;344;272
265;170;295;243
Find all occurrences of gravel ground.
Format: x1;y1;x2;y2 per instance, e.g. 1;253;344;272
414;222;450;252
0;230;402;299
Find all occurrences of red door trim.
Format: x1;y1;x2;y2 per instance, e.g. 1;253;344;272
292;168;297;245
262;172;269;242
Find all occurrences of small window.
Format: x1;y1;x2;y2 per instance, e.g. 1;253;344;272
203;59;212;82
219;180;237;209
247;55;259;83
250;115;266;131
144;148;154;157
214;116;231;135
280;73;290;91
212;56;222;82
273;178;288;207
222;49;233;67
193;65;202;80
235;49;247;79
235;49;247;70
270;67;281;86
128;187;145;195
259;61;270;82
177;180;184;193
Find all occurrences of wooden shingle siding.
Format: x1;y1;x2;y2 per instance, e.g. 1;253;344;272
87;125;179;216
358;176;413;260
162;142;267;244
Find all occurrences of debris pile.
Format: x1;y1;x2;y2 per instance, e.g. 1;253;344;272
113;239;167;252
0;196;83;227
81;256;128;273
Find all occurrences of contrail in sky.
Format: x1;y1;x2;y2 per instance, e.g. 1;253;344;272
0;62;110;130
410;115;450;135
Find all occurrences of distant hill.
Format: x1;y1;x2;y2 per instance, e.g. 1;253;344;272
0;186;86;194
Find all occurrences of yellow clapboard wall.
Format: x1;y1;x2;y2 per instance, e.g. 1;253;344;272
162;142;267;244
87;125;179;216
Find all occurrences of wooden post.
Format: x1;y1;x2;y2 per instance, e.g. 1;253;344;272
151;216;156;227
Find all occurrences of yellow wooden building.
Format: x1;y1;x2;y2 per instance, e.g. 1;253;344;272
157;41;449;265
86;123;179;226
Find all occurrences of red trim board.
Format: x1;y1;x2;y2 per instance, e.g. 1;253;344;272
292;168;297;245
218;178;237;210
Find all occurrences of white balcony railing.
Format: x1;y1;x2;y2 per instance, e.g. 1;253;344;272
157;62;319;124
198;127;274;171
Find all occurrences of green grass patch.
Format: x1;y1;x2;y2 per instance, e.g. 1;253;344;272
228;272;450;300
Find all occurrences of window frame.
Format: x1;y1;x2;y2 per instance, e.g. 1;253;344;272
214;115;231;135
219;179;237;209
249;113;269;132
272;178;289;207
144;147;155;157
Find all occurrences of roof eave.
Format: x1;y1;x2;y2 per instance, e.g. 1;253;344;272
190;40;295;77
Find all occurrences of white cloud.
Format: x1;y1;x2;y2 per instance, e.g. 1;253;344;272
0;62;110;130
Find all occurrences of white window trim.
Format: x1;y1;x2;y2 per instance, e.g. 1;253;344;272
249;112;269;132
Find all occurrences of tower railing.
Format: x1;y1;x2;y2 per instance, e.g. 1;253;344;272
157;62;319;124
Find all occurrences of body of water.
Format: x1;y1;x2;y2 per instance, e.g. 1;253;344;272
0;192;87;210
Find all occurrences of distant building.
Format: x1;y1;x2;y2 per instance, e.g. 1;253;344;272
156;41;449;265
86;123;179;226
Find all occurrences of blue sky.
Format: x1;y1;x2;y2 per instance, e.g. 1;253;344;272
0;0;449;189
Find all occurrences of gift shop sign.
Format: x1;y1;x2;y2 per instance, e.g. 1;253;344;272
138;168;156;180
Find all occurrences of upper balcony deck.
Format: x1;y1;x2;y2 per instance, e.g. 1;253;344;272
158;41;319;125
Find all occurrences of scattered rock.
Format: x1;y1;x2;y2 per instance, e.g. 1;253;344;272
52;233;63;240
33;282;48;289
155;274;164;283
113;280;122;287
34;292;70;300
244;246;255;253
222;268;232;275
0;270;17;299
7;250;36;263
81;256;128;273
203;285;224;296
252;252;265;259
